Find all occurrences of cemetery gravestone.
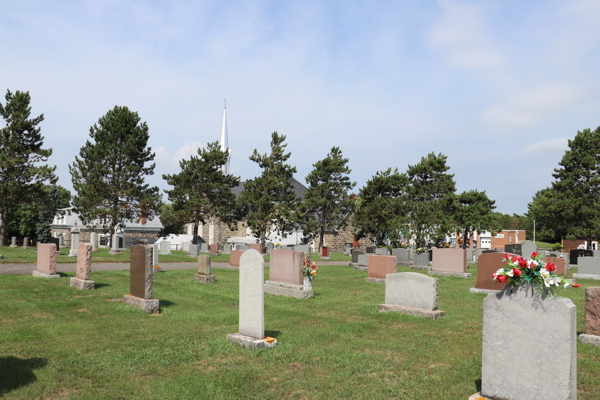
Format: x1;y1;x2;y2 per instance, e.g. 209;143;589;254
229;250;244;269
356;254;370;271
10;236;17;248
429;248;470;278
412;251;430;269
375;248;388;256
573;257;600;280
91;232;97;251
265;242;275;253
188;244;199;257
294;245;310;257
570;249;594;265
579;286;600;347
159;241;172;255
153;243;160;267
541;256;566;276
250;243;262;253
196;255;215;283
33;243;59;279
124;244;159;314
469;252;517;294
344;243;352;256
264;249;313;299
223;243;232;254
366;255;396;284
200;243;209;253
70;243;95;290
350;248;364;265
478;285;576;400
236;244;249;251
49;237;60;252
210;243;219;255
228;249;277;349
69;227;80;257
366;246;375;254
23;236;28;250
521;240;537;258
504;244;522;256
378;272;445;319
109;233;119;255
59;235;64;247
391;248;410;264
182;242;190;252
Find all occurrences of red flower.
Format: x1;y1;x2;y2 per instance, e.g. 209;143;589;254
572;283;580;288
532;251;537;258
504;252;509;260
497;275;507;283
519;258;526;269
513;268;521;277
312;265;316;270
546;263;556;272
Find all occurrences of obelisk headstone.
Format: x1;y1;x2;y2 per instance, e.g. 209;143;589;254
69;227;80;257
33;243;60;279
196;254;215;283
124;244;159;314
109;233;120;255
227;249;276;349
70;243;95;290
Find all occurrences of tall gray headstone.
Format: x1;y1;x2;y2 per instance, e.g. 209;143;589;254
352;249;364;263
577;257;600;275
188;244;199;256
10;236;17;248
265;242;275;252
153;243;159;266
223;243;232;254
69;227;80;257
112;234;118;251
521;240;537;258
239;249;264;339
91;232;97;251
23;236;28;249
59;234;64;247
200;243;209;253
481;285;576;400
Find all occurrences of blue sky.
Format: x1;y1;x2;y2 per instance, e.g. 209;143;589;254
2;0;600;214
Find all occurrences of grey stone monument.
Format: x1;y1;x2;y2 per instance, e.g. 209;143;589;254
69;227;80;257
90;232;97;251
228;249;276;349
391;248;410;264
182;242;191;252
152;243;160;267
10;236;17;248
521;240;537;259
23;236;28;250
355;253;370;271
478;285;576;400
351;249;364;265
188;244;199;257
378;272;445;319
223;243;232;254
236;244;249;251
196;254;215;283
123;244;159;314
200;243;209;253
573;257;600;280
108;233;119;255
294;245;311;256
265;242;275;253
59;234;64;247
159;240;171;255
375;248;388;256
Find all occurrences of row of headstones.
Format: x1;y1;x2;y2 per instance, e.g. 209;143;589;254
33;242;95;290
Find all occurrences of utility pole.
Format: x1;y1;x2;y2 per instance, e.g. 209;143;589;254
533;219;535;243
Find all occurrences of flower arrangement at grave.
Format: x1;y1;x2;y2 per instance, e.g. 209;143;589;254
415;247;428;254
303;257;318;281
493;252;580;294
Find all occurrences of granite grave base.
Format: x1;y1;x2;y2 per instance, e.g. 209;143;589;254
108;251;121;255
573;273;600;281
409;264;431;271
428;271;471;279
227;333;277;350
579;333;600;347
70;277;95;290
468;287;500;294
354;265;368;271
264;280;314;299
365;277;385;284
123;294;159;314
348;262;358;267
32;270;60;279
227;264;240;270
378;304;446;320
196;274;216;283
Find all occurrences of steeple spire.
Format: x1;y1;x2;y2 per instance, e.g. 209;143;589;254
220;99;230;174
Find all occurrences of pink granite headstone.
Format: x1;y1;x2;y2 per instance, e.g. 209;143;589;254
368;255;396;279
37;243;57;275
431;248;467;273
210;243;219;254
541;256;566;276
76;243;92;280
269;249;304;285
250;243;263;253
230;250;243;267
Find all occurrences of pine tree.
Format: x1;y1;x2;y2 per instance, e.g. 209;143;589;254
406;153;456;247
551;127;600;249
238;132;299;249
453;190;496;249
353;168;409;246
299;147;356;250
163;141;240;244
526;187;563;243
69;106;161;244
0;90;56;245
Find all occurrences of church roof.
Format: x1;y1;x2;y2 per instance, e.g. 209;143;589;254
232;176;308;199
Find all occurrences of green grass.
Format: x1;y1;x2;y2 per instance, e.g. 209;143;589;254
0;263;598;399
0;247;350;264
535;241;558;249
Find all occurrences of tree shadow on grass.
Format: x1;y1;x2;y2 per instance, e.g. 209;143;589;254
94;283;111;289
0;356;47;395
57;272;71;278
265;330;282;339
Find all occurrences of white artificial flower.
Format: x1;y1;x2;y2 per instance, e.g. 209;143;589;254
564;282;570;289
507;269;514;277
544;279;551;287
540;268;549;279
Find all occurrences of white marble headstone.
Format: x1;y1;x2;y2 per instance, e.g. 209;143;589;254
239;249;264;340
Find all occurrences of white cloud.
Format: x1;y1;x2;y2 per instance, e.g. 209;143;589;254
521;137;570;156
154;140;203;168
427;0;504;70
481;85;587;127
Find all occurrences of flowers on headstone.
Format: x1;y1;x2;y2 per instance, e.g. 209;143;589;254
303;256;318;281
493;252;580;293
414;247;428;254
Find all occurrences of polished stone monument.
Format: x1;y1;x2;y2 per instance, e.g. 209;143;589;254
33;243;60;279
379;272;445;319
365;255;396;284
264;249;313;299
123;244;159;314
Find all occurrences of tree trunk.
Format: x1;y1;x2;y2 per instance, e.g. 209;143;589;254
462;228;469;249
0;205;7;246
192;220;199;244
588;234;593;250
319;228;324;252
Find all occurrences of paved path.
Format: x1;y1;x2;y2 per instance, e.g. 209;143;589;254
0;260;347;275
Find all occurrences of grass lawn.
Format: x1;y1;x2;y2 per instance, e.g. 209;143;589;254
0;263;598;399
0;246;350;265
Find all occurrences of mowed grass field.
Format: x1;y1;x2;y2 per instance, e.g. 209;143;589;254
0;263;599;399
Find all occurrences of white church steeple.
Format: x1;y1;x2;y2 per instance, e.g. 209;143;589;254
220;99;231;174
